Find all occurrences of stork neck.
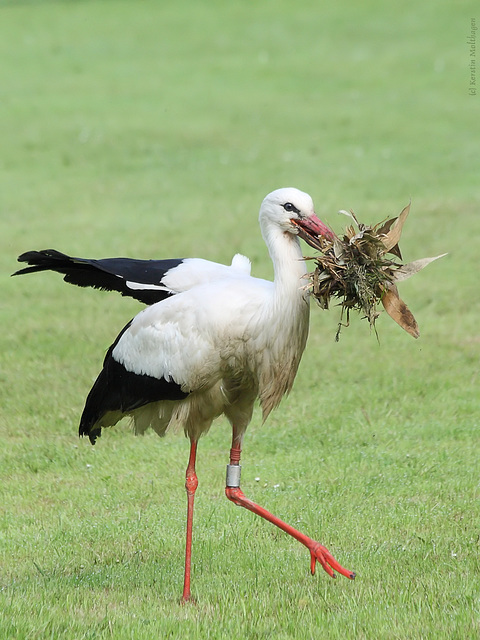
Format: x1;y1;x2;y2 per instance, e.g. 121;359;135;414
263;225;308;301
256;220;311;419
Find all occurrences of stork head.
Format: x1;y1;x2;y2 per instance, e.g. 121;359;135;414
260;188;334;249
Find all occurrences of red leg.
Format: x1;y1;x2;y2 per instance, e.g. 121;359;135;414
225;441;355;580
182;439;198;602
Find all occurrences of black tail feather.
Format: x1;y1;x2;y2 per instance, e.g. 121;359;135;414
13;249;182;305
13;249;76;276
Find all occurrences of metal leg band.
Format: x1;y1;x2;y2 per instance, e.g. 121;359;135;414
226;464;241;488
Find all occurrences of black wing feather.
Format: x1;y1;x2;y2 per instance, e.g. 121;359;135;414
13;249;184;305
79;321;188;444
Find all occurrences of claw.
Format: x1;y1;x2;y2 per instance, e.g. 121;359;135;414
309;542;355;580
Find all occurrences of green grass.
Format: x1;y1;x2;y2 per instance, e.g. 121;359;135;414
1;0;479;638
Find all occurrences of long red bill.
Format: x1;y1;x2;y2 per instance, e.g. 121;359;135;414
292;214;335;250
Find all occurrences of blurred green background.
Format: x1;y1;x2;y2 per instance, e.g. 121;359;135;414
1;1;479;638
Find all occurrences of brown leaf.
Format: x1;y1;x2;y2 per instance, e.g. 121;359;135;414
379;202;411;256
333;238;347;262
388;243;403;260
381;283;420;339
375;216;396;236
391;254;448;283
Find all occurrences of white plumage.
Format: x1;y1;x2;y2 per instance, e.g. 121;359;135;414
90;188;316;442
125;253;252;295
78;188;319;441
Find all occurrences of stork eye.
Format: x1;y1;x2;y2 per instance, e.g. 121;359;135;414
283;202;300;214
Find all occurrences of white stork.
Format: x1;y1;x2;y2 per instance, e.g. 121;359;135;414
14;188;355;601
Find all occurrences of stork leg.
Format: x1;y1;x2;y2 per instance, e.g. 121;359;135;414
225;439;355;580
182;439;198;602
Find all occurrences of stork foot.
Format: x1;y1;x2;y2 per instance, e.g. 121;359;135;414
225;486;355;581
308;541;356;580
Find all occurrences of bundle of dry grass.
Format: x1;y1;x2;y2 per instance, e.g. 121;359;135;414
305;204;445;340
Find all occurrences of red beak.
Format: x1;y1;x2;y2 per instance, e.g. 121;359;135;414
292;214;335;250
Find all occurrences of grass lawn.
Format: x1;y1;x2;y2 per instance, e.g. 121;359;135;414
1;0;479;638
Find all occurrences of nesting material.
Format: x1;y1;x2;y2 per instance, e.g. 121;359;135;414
307;203;446;340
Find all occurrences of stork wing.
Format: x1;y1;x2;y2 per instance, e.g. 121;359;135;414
13;250;184;305
13;250;252;306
